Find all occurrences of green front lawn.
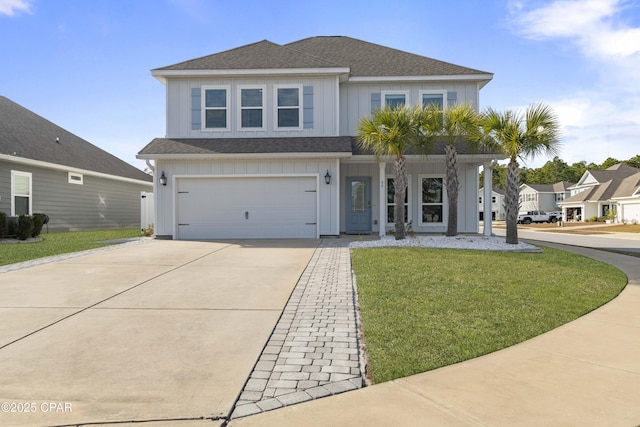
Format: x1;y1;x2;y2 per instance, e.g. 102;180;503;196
0;229;142;266
352;246;627;384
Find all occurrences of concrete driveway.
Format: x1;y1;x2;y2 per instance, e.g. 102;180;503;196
0;239;317;427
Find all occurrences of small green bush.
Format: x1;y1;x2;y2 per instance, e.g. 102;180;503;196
0;211;6;237
7;218;17;237
31;214;45;237
16;215;34;240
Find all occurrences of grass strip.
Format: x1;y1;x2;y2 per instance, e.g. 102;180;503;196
352;246;627;384
1;229;142;266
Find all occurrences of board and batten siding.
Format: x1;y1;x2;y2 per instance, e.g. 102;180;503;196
0;161;151;231
338;82;481;136
340;161;479;234
154;158;340;238
166;76;339;138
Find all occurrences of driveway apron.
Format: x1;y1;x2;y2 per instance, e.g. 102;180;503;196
0;239;317;427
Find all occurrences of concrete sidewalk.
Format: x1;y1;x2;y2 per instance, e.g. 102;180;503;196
230;243;640;427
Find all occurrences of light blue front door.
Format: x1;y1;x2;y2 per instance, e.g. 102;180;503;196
346;177;372;234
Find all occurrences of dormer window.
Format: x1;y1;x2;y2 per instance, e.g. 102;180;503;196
275;85;302;129
203;86;229;130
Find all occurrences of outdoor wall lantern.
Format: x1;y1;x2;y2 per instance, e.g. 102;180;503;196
324;170;331;185
159;171;167;186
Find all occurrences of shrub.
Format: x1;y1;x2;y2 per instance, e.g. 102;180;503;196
0;211;6;237
16;215;34;240
31;214;46;237
7;218;17;237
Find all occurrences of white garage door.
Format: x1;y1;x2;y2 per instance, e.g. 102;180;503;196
176;176;317;239
623;203;640;224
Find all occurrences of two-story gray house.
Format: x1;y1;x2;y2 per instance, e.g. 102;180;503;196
138;36;500;239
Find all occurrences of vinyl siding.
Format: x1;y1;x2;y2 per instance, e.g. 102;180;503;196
166;76;338;138
0;160;151;231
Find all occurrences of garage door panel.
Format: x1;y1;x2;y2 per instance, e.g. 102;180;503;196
176;177;317;239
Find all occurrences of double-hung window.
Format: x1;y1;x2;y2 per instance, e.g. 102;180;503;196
202;86;229;130
238;86;265;130
420;176;444;224
386;177;410;224
420;91;446;110
275;85;302;129
382;91;409;108
11;170;32;216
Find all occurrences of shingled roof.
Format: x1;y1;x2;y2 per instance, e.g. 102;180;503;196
285;36;491;78
138;137;354;156
0;96;151;182
153;36;492;82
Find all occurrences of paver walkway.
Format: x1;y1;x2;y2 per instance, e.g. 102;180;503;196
231;240;365;418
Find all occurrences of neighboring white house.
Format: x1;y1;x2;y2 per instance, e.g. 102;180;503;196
0;96;153;231
558;163;640;222
518;182;573;213
137;36;502;239
479;188;505;221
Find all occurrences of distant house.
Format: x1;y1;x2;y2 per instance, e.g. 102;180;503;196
558;164;640;222
0;96;153;231
479;188;505;221
518;182;573;213
138;36;501;240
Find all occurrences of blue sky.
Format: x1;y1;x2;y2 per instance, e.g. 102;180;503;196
1;0;639;171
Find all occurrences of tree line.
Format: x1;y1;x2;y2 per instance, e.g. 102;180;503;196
483;155;640;189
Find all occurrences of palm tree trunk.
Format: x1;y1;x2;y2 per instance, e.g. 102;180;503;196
444;144;459;237
394;155;407;240
505;157;520;244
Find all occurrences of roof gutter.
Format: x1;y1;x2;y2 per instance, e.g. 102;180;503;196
0;153;153;186
151;67;351;84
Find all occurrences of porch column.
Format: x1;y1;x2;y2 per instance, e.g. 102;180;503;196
379;162;386;237
483;161;494;237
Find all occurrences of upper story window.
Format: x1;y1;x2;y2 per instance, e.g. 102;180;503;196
382;91;409;108
275;85;302;129
238;86;265;130
555;193;565;201
203;86;230;130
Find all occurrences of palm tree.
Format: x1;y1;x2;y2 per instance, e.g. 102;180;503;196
357;105;425;240
481;103;561;244
418;103;481;236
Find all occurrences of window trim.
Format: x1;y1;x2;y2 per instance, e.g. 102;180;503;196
11;170;32;216
381;90;409;108
274;84;303;130
237;85;266;131
419;90;447;110
201;85;230;131
68;172;83;185
419;174;446;226
385;175;411;225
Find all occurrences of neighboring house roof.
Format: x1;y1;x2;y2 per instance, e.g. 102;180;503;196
479;187;505;196
0;96;151;182
560;163;640;204
521;181;573;193
153;36;492;85
612;172;640;199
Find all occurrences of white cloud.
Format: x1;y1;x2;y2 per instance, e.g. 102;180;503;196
507;0;640;166
0;0;32;16
509;0;640;59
